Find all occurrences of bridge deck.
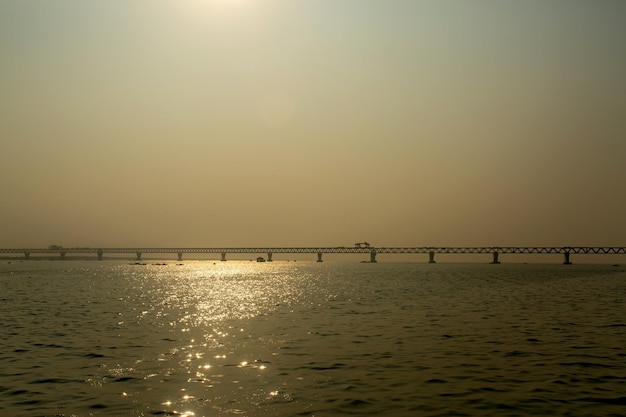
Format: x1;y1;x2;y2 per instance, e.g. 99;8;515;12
1;247;625;255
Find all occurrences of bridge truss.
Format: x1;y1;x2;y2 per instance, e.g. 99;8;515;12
1;246;625;264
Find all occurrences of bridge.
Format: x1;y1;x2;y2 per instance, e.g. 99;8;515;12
1;247;625;264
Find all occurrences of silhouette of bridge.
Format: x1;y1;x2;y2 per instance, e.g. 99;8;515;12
1;246;625;264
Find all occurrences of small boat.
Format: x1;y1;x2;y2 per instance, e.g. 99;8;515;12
256;257;266;262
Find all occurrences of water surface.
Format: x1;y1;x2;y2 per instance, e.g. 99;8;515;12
1;261;625;416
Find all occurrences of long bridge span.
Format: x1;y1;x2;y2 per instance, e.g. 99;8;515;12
1;247;625;264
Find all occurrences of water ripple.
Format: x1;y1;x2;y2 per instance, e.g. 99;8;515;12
0;261;625;416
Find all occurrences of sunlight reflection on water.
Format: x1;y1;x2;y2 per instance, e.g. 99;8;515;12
132;261;308;325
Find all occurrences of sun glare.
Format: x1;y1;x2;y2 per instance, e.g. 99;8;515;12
182;0;248;12
173;0;262;28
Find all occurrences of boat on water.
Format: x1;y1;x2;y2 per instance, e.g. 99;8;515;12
256;257;266;262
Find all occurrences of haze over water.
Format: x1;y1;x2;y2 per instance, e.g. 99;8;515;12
2;260;626;416
1;1;625;249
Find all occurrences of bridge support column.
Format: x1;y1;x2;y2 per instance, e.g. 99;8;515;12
60;252;66;259
136;252;142;261
563;252;572;265
221;252;227;262
97;249;103;260
317;252;323;262
428;251;436;264
177;252;183;261
490;251;501;264
267;252;273;262
24;251;30;259
370;249;377;263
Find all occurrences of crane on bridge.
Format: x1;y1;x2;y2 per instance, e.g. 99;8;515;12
354;242;371;248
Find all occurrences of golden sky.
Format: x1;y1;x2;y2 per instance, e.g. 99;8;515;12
1;1;624;248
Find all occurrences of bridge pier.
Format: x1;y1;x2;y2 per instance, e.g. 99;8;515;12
428;251;436;263
370;249;377;263
177;252;183;261
221;252;227;261
97;249;103;260
490;251;501;264
317;252;323;262
267;252;273;262
60;251;66;259
563;252;572;265
24;251;30;259
136;252;142;261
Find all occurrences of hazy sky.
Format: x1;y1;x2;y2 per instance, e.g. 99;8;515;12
1;0;625;248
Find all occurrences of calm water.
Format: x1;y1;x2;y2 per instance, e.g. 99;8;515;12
1;260;625;417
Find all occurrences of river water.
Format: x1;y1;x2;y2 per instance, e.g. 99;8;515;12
1;260;625;416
